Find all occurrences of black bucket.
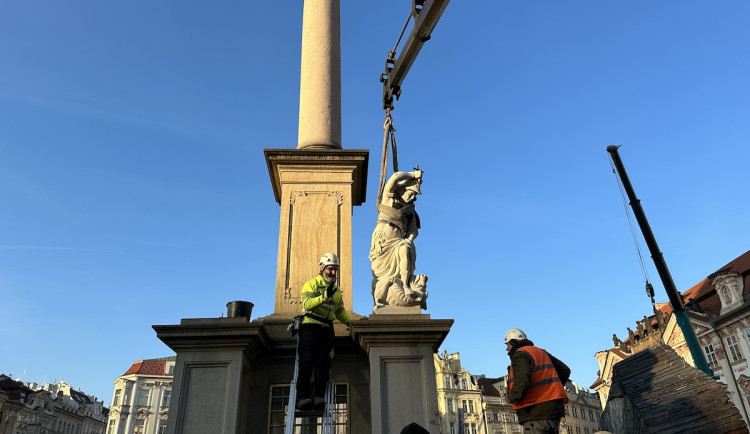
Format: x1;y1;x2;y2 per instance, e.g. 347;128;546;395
226;301;254;320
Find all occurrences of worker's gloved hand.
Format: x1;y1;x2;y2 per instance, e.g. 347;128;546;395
326;281;335;299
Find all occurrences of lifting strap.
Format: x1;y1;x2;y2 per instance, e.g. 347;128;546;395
377;108;399;207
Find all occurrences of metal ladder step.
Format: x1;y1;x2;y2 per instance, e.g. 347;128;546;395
284;342;335;434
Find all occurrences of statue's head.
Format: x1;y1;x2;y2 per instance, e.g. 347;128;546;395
398;179;421;203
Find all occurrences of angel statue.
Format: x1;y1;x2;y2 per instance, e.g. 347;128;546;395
369;168;428;310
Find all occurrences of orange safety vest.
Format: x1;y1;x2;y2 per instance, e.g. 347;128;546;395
507;346;568;410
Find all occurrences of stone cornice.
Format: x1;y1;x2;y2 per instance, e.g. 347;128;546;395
153;317;269;357
264;148;369;205
350;315;453;353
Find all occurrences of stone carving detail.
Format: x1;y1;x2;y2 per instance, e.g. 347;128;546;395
738;375;750;394
373;274;428;309
283;190;344;305
289;190;344;205
369;169;426;310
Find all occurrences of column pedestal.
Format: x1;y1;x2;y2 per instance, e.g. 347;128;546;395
265;148;368;315
352;314;453;434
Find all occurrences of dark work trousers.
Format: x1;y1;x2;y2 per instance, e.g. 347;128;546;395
297;323;334;401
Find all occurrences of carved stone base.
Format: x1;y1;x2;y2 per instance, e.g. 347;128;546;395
373;305;421;314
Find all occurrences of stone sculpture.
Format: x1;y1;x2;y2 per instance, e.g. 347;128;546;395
370;168;427;310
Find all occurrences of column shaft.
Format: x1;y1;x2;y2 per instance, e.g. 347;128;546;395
298;0;342;149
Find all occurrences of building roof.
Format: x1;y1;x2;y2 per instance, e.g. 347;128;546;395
477;377;503;397
685;249;750;320
709;249;750;281
0;375;33;402
122;359;171;376
603;343;747;433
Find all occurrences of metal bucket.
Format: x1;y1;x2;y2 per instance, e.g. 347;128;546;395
226;301;254;320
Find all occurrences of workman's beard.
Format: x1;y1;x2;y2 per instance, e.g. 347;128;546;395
322;272;336;284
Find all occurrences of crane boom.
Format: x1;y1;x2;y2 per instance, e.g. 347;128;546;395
380;0;450;110
607;145;713;376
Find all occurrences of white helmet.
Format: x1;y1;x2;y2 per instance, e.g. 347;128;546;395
504;328;527;344
319;252;339;267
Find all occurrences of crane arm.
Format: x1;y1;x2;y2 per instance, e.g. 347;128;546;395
380;0;450;110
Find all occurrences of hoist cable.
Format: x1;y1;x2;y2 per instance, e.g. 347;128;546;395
389;14;413;59
609;156;651;286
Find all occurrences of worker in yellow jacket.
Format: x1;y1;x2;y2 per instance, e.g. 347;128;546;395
296;252;351;412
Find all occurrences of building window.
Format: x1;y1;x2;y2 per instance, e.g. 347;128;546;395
461;378;468;390
157;423;167;434
493;412;499;421
705;344;719;369
445;375;452;389
449;422;455;434
463;426;469;434
107;420;116;434
113;389;121;406
585;429;590;434
468;400;475;413
132;422;145;434
168;364;175;374
723;286;733;302
162;390;171;407
462;400;468;412
447;398;453;413
589;409;594;420
268;383;348;433
727;335;744;362
137;388;149;406
471;423;477;434
572;407;577;417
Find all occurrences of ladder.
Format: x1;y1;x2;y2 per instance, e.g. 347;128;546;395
284;344;335;434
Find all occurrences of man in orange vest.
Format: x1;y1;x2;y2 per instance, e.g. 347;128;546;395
505;328;570;434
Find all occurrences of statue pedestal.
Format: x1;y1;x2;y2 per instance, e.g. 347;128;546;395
352;314;453;434
153;317;269;434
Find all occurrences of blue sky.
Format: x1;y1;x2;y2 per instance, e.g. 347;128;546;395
2;1;749;405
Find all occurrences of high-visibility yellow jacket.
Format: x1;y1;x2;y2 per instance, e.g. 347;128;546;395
508;346;568;410
300;274;351;327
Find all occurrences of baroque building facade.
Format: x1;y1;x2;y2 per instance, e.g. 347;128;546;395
106;357;175;434
0;374;107;434
435;350;488;434
592;248;750;424
435;351;603;434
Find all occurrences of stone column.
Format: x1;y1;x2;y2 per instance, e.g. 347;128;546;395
298;0;341;149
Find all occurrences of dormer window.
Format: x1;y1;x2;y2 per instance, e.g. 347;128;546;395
723;286;732;302
714;274;744;316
